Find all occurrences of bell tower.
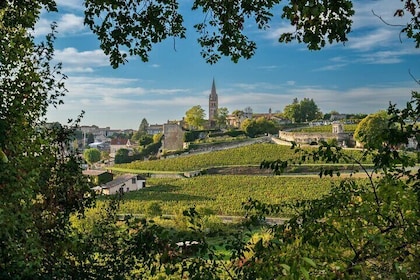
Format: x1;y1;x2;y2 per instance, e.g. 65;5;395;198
208;78;218;127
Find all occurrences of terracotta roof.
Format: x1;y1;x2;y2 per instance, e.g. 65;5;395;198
110;138;130;145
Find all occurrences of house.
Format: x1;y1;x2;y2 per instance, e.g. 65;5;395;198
110;138;133;156
82;169;114;185
95;174;146;195
146;124;163;135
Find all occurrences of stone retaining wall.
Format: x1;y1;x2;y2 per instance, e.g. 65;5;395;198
278;130;352;145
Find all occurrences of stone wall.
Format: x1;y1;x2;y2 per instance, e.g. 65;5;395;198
278;131;352;146
162;124;185;151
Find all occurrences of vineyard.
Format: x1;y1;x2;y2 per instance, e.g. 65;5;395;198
102;175;364;217
112;143;371;172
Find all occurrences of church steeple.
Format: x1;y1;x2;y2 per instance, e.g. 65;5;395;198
208;78;218;126
210;78;217;99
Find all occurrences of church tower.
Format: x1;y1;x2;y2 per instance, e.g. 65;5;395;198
208;78;218;127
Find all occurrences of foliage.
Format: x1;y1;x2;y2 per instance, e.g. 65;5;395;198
82;0;419;67
2;0;420;278
214;107;229;128
138;134;153;146
114;148;131;164
354;110;389;149
0;2;95;277
138;117;149;133
184;130;203;142
146;201;163;217
153;132;163;143
185;105;206;129
83;148;101;166
241;117;279;137
251;92;420;278
115;141;161;164
283;97;322;123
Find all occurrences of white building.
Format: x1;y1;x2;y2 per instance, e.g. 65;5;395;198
94;174;146;195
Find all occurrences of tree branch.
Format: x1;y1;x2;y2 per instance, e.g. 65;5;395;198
371;10;405;43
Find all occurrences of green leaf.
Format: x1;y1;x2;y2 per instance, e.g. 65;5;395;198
302;257;316;268
280;263;290;273
300;266;310;280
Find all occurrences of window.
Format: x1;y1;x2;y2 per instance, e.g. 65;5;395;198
131;178;136;184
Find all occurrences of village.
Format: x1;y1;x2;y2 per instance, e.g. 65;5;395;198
79;80;419;196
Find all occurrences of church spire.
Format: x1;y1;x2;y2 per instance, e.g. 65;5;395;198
210;78;217;99
208;78;218;126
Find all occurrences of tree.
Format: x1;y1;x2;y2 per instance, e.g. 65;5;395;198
83;0;420;67
253;92;420;278
83;148;101;167
214;107;229;128
283;98;301;122
138;118;149;134
241;117;278;137
241;118;258;137
185;105;205;129
139;134;153;146
300;98;323;121
101;150;111;165
2;0;420;278
1;3;94;278
114;148;130;164
231;109;244;127
153;133;163;143
283;98;322;123
354;110;389;149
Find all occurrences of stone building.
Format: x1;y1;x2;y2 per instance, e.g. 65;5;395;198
162;123;184;151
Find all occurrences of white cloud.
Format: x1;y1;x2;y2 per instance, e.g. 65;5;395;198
348;28;396;51
54;48;109;70
315;63;347;72
47;76;417;129
34;13;85;37
57;13;84;34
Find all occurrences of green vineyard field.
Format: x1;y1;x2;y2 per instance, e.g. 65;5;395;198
112;143;371;172
105;175;363;217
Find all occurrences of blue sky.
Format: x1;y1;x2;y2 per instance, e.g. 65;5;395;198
40;0;419;129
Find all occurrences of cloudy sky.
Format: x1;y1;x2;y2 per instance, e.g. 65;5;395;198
40;0;419;129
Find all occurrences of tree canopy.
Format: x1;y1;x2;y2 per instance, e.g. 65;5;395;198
283;98;322;123
83;148;101;166
185;105;206;129
1;0;420;278
138;118;149;134
82;0;420;67
354;110;390;149
214;107;229;128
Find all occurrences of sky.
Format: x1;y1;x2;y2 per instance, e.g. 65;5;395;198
39;0;420;129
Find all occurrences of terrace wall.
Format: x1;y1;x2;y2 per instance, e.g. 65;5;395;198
278;131;353;146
